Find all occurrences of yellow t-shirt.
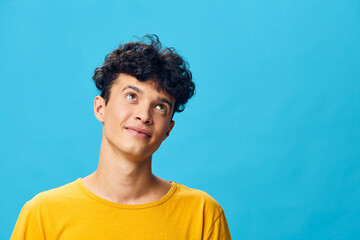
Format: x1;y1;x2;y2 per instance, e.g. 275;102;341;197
11;178;231;239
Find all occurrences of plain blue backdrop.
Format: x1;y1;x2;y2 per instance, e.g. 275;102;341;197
1;0;359;239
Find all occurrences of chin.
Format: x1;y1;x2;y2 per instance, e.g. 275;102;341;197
120;145;153;160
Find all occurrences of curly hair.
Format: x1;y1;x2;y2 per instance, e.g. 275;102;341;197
92;34;195;116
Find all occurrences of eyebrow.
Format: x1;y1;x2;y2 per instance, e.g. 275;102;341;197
158;97;173;110
122;85;143;94
122;85;173;110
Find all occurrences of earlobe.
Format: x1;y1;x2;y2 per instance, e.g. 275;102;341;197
94;96;105;123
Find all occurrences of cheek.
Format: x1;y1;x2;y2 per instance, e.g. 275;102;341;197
155;120;171;136
104;105;131;127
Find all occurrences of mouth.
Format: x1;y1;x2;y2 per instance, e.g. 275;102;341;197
125;126;151;139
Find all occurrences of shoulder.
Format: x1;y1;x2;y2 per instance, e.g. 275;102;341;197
25;179;81;213
170;181;229;235
171;181;224;216
173;182;220;202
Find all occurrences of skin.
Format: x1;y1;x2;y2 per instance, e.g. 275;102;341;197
82;73;176;204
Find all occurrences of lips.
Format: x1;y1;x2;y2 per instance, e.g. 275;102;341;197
125;126;152;138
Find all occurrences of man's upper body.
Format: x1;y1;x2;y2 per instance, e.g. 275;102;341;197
11;35;231;239
11;178;230;239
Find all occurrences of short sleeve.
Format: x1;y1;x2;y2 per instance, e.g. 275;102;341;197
206;209;232;240
10;203;44;240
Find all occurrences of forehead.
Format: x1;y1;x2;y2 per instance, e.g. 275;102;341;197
112;73;175;101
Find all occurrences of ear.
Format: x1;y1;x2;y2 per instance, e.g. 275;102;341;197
94;96;105;123
163;120;175;141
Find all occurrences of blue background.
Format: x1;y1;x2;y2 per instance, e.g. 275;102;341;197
1;0;359;239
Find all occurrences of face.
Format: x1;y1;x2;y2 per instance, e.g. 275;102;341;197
94;73;175;161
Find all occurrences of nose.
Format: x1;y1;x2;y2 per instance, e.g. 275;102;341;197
135;104;153;125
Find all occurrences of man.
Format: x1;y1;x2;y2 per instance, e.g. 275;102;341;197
11;35;232;239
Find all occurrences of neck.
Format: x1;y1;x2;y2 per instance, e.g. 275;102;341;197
83;135;162;204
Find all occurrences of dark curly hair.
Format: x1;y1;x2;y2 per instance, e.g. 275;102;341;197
92;34;195;117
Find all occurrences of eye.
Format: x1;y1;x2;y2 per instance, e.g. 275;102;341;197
155;104;167;112
126;93;137;100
